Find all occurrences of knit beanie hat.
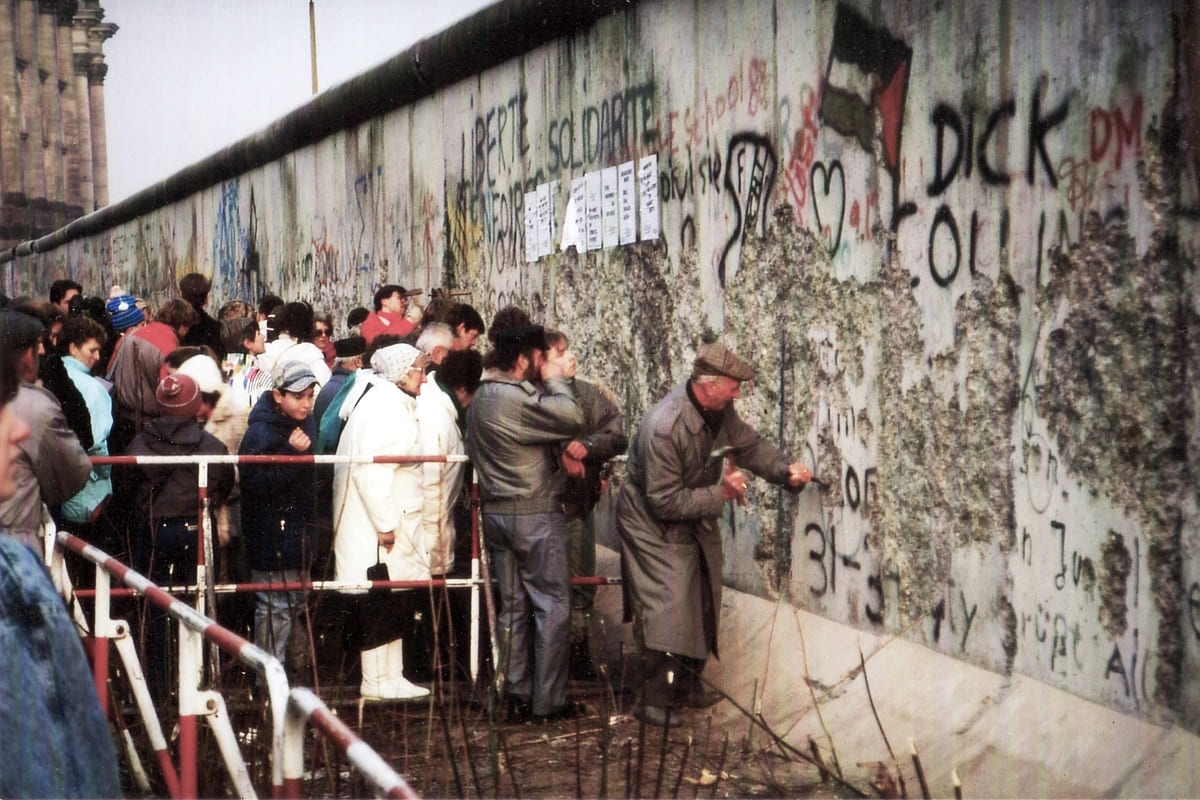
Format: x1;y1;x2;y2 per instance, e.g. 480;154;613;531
176;354;225;395
106;294;146;331
371;343;421;382
156;373;202;418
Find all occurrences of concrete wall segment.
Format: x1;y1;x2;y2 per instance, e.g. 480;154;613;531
3;0;1199;730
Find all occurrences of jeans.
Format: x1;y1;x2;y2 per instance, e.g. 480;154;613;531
0;536;121;797
252;568;309;681
484;511;570;716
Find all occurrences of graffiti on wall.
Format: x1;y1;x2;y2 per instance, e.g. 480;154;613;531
819;3;913;232
8;0;1195;728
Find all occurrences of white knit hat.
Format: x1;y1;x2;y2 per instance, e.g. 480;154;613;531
371;343;421;382
176;354;225;395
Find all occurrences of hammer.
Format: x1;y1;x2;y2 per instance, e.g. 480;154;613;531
708;446;749;506
706;445;736;467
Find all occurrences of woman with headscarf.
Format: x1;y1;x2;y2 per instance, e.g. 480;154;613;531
333;342;431;700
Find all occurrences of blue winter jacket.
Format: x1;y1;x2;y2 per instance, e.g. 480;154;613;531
238;392;317;571
0;536;121;797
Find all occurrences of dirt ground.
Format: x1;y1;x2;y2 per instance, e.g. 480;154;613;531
111;591;872;798
116;651;868;798
208;679;862;799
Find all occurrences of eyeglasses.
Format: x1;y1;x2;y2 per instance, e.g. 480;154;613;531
313;328;330;338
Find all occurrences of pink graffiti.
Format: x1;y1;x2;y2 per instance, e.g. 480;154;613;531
662;57;770;156
782;84;821;220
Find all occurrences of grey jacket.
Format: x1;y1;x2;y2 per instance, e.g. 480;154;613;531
0;384;91;548
616;381;793;660
466;369;583;515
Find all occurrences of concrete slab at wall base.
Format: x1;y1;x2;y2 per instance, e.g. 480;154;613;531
593;546;1200;797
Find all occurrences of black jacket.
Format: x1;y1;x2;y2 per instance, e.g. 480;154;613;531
238;392;317;571
127;415;234;520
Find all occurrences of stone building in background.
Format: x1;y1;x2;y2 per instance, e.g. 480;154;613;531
0;0;115;250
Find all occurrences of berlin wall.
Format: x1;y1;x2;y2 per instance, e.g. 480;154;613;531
4;0;1199;730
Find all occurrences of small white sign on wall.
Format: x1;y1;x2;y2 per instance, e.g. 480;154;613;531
536;182;552;258
585;171;603;251
618;160;637;245
524;190;538;263
638;154;660;241
601;166;619;249
561;177;586;252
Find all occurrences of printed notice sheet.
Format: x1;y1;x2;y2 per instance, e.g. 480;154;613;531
601;166;619;248
638;154;660;241
561;177;586;251
618;160;637;245
524;191;538;262
585;172;603;251
536;183;552;258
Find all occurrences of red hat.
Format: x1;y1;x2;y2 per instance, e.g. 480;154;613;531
156;373;202;418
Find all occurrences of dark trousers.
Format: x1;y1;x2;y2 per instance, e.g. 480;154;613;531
484;511;570;716
133;516;199;703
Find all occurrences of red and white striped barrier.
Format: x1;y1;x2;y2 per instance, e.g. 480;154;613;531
56;531;415;800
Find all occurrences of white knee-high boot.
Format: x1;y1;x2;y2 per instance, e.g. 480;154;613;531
384;638;429;699
360;643;388;699
361;639;429;700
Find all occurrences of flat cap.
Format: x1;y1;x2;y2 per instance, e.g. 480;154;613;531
693;341;755;382
334;335;366;358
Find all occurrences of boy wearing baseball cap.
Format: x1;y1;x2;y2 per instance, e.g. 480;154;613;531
237;362;319;681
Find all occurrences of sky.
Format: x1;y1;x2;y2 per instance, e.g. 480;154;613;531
102;0;495;205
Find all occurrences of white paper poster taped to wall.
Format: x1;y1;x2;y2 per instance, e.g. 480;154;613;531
536;183;552;258
585;171;603;251
561;177;586;251
601;166;619;248
524;190;538;262
618;160;637;245
638;154;660;241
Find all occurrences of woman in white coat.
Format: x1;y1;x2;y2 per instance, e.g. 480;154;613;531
333;342;431;700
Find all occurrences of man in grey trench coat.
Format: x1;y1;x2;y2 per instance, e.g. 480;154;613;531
616;340;812;726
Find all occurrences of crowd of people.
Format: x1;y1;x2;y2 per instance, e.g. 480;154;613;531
0;269;815;793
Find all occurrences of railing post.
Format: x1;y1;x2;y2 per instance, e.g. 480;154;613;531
92;562;112;714
282;696;308;799
196;460;210;617
263;657;292;798
178;618;205;798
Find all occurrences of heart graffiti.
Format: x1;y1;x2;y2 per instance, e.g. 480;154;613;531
810;160;846;256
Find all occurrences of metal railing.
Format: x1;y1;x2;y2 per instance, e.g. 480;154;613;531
55;450;621;798
58;529;419;799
